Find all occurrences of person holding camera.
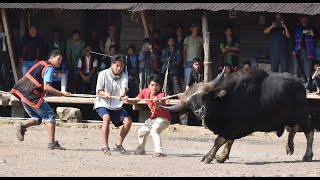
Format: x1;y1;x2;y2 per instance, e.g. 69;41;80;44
264;13;290;73
138;38;156;91
292;15;317;84
160;36;182;95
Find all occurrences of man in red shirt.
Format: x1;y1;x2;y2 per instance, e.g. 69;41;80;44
126;74;171;157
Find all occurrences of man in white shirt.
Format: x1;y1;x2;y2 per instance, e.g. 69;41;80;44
78;45;98;94
94;55;132;155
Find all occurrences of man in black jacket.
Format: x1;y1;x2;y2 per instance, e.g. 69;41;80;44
185;58;203;91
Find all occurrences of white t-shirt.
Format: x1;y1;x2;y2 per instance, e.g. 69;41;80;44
94;69;129;110
78;56;98;73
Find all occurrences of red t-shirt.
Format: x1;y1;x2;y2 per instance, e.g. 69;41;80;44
137;88;172;121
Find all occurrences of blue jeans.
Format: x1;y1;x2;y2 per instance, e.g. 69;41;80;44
22;60;37;76
184;61;194;85
22;101;56;125
293;49;311;81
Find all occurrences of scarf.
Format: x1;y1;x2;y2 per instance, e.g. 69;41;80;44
107;67;123;81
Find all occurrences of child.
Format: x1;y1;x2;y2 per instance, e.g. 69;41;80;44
307;61;320;94
126;74;172;157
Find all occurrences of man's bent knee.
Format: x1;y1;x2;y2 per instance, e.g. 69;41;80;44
123;117;132;126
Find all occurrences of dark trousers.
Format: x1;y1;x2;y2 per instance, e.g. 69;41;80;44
162;73;182;96
271;49;289;73
307;75;320;92
79;73;97;94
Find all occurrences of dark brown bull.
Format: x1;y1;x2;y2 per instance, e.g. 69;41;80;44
160;68;315;163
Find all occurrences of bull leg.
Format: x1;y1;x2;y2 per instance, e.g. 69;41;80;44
302;130;314;162
286;124;299;155
201;136;228;164
216;140;234;163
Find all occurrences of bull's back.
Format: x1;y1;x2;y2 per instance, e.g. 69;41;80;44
205;71;308;139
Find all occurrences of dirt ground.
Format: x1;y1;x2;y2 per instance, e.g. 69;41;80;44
0;120;320;177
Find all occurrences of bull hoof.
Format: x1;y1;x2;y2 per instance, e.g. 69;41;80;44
216;156;226;163
286;145;294;155
204;157;213;164
201;156;206;162
302;155;313;162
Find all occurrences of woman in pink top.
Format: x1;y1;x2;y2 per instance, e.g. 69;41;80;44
126;74;171;157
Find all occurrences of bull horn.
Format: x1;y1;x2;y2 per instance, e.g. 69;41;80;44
159;101;185;112
206;72;224;90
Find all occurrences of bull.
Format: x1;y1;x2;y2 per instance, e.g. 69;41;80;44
160;68;315;163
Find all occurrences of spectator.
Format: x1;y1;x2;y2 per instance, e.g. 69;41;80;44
126;74;172;157
160;24;176;49
125;45;139;98
94;55;132;155
160;36;182;95
66;29;85;93
185;58;204;91
100;24;120;64
292;15;316;83
0;22;10;91
307;61;320;94
100;44;118;71
20;24;45;75
124;44;140;122
263;13;290;73
214;63;232;80
11;49;70;150
220;25;240;71
183;23;203;89
138;38;156;91
243;61;251;70
175;25;185;89
151;29;162;75
77;45;98;94
87;31;101;63
48;28;66;56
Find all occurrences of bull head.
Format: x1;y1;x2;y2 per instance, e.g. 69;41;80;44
160;73;227;114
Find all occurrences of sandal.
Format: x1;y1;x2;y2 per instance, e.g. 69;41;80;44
153;152;167;157
113;143;126;154
102;147;111;155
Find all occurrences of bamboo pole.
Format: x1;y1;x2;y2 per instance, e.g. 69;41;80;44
202;10;212;83
1;8;19;83
139;11;150;38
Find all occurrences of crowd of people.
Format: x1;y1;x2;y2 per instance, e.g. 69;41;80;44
5;13;320;157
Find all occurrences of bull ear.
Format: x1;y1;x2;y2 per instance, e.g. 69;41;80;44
209;88;227;99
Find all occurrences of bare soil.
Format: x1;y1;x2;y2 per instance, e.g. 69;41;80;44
0;120;320;177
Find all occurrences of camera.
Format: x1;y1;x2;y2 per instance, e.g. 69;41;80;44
275;20;283;26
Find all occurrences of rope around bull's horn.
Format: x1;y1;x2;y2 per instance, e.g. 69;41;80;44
68;93;183;101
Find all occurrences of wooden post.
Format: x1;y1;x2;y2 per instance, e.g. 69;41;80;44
139;11;150;38
1;8;19;83
202;10;212;83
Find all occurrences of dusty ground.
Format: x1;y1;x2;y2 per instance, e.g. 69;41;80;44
0;120;320;177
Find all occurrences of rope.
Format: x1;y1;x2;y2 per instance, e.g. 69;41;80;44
89;51;113;58
0;91;182;101
0;90;10;94
69;93;182;101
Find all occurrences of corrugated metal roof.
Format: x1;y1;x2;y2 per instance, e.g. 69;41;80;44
0;3;137;10
1;3;320;15
129;3;320;15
